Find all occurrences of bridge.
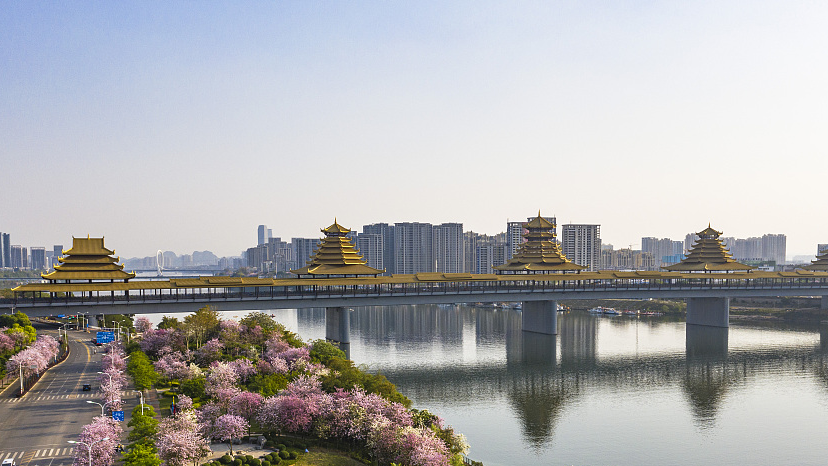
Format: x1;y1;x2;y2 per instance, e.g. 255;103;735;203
4;219;828;345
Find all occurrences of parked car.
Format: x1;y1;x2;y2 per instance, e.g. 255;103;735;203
82;384;91;391
3;458;17;466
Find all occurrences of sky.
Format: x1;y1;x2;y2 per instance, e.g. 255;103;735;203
2;1;827;259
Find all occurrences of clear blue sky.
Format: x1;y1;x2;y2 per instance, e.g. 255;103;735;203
2;2;827;258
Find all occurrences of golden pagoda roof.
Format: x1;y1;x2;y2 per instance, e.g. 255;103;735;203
42;236;135;282
802;251;828;271
663;225;754;272
62;236;115;256
494;212;585;273
291;220;384;277
321;220;351;235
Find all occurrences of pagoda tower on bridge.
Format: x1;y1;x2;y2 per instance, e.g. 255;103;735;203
291;220;384;278
802;250;828;272
662;225;754;272
494;212;585;274
42;236;135;283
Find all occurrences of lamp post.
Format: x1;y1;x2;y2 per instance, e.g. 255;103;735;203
134;390;145;415
86;400;112;417
97;370;122;386
68;437;109;466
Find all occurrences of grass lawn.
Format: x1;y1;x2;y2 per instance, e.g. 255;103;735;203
293;447;366;466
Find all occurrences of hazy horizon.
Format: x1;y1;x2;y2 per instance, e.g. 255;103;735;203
3;2;827;259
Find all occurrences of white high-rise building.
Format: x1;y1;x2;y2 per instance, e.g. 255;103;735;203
291;238;320;269
394;222;434;274
433;223;464;273
363;223;395;274
762;234;786;265
257;225;268;245
562;224;601;271
356;233;384;272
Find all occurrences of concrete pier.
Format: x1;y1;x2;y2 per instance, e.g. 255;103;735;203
686;297;730;328
686;324;729;359
521;300;558;335
325;307;351;344
821;296;828;311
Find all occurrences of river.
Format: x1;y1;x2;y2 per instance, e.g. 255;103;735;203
141;305;828;466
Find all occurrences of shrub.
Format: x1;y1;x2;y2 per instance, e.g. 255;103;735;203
262;462;270;466
288;451;298;460
278;451;289;460
244;455;253;463
232;459;242;466
250;459;261;466
220;456;233;465
277;444;287;452
265;440;274;448
271;458;281;466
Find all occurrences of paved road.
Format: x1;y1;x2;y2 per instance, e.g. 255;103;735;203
0;324;135;466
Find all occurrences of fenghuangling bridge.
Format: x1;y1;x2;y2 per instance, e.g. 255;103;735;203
3;217;828;345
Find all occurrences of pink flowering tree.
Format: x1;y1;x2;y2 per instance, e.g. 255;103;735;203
6;335;59;377
0;329;15;353
195;338;224;365
154;351;190;382
228;359;256;382
134;317;153;334
211;414;249;455
205;361;239;397
71;415;122;466
156;410;211;466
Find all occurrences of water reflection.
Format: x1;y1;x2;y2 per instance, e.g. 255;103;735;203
292;306;827;454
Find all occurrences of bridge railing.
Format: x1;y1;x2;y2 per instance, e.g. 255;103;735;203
4;275;828;309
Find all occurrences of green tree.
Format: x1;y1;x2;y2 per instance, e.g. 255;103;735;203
123;443;161;466
127;414;159;446
157;316;181;330
183;306;221;349
239;312;284;336
0;311;31;328
309;340;346;365
127;351;159;390
180;376;206;401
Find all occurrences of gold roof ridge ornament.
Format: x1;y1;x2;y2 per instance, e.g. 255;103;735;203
493;211;586;274
290;219;385;278
662;225;755;273
42;236;135;282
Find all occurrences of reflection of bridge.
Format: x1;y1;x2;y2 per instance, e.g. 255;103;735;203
344;308;828;446
4;271;828;342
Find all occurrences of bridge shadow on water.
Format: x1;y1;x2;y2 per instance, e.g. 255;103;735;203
306;305;828;448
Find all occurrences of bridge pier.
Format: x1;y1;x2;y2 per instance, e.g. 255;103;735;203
686;297;729;328
521;300;557;335
686;324;729;359
821;296;828;311
325;307;351;344
87;314;99;329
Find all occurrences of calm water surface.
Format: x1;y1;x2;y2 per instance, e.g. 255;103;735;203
145;306;828;466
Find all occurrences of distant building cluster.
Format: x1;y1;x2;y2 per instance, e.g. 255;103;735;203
244;218;604;275
0;220;809;274
600;231;790;271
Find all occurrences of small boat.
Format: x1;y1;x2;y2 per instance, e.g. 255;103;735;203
588;307;604;314
602;308;619;315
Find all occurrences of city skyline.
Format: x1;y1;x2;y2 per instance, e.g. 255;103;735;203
3;2;828;258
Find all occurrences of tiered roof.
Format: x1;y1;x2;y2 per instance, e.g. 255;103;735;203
494;212;585;273
291;220;385;277
662;225;755;272
802;250;828;271
42;236;135;282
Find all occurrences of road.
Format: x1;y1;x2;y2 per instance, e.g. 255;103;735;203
0;323;134;466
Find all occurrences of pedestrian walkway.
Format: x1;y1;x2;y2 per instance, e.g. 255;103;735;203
0;391;134;403
0;448;74;460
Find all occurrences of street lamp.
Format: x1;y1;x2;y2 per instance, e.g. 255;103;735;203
134;390;145;415
97;370;122;386
68;437;109;466
86;400;113;417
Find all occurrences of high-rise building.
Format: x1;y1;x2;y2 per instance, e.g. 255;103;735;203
10;245;25;269
819;244;828;256
641;237;684;268
506;222;525;260
433;223;464;273
394;222;434;274
362;223;395;275
30;247;46;270
1;233;9;268
0;232;5;268
561;224;601;271
291;238;320;269
762;234;786;265
684;233;698;254
356;233;384;272
257;225;268;245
